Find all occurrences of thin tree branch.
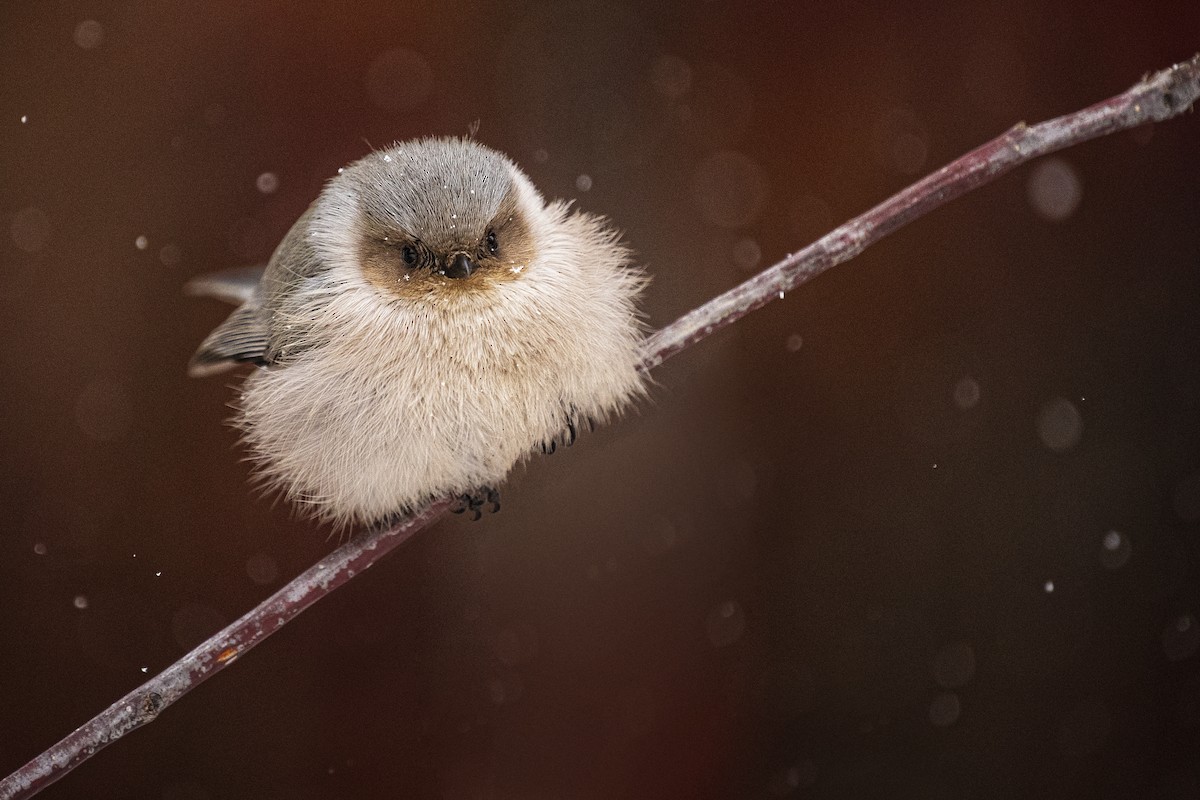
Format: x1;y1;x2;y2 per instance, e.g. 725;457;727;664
3;53;1197;800
641;54;1199;370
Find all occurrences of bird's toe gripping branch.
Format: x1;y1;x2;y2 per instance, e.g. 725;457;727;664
539;413;597;455
451;486;501;521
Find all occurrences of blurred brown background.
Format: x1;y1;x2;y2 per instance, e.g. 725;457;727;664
3;1;1200;798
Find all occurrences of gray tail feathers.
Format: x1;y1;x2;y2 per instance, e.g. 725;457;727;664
185;265;266;306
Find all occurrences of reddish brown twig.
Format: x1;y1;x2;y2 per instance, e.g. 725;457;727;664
641;55;1200;370
0;499;452;800
3;53;1197;800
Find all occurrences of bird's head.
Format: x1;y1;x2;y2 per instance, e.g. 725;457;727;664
316;138;543;301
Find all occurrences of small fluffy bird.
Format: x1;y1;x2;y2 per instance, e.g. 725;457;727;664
189;138;647;527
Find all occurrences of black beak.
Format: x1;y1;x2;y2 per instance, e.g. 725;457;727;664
444;252;476;279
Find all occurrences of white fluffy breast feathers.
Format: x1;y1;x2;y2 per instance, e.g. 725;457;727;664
194;138;647;527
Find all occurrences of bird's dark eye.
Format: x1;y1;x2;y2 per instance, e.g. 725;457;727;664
400;244;418;266
485;229;499;255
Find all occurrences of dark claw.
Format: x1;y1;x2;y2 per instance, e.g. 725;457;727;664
452;487;501;521
542;439;557;455
565;419;577;446
586;416;596;433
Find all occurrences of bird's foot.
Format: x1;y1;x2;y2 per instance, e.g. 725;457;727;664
539;414;596;454
450;486;501;521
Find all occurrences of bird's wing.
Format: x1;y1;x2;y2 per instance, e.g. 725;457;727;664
186;265;273;377
187;208;319;377
187;298;270;377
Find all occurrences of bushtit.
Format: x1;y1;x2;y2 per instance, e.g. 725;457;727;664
189;137;646;527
